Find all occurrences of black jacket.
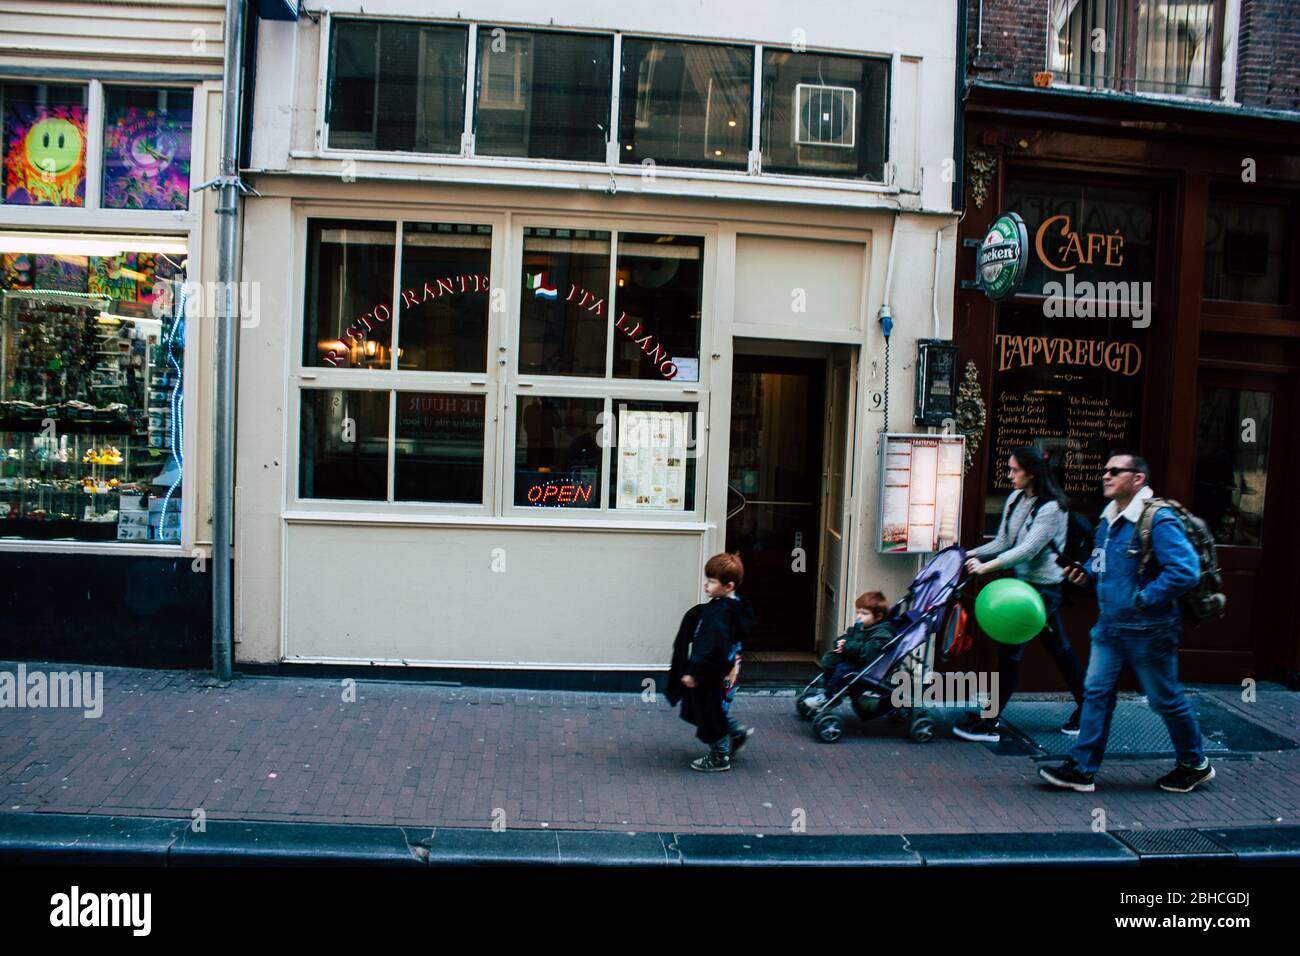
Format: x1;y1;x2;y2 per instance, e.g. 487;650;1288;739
665;595;755;726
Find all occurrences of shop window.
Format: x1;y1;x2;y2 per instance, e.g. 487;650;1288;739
609;400;698;511
397;223;493;372
303;220;396;370
612;234;703;381
394;391;486;502
101;87;192;211
1194;387;1271;547
518;228;610;376
759;50;888;181
474;29;612;162
327;19;467;153
514;395;603;508
982;304;1147;534
298;389;389;501
1048;0;1224;99
618;39;752;171
1;83;88;207
1;233;188;542
1203;199;1289;305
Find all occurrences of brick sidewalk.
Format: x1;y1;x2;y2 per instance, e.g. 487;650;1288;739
1;663;1297;836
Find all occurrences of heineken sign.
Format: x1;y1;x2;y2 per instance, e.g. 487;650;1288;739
978;211;1029;301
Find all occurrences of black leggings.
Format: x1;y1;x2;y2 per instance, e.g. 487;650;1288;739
995;583;1086;714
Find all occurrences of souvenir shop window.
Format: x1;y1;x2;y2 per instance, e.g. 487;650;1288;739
0;233;188;543
397;223;493;372
618;39;752;171
101;87;193;211
612;234;703;382
298;389;389;501
517;228;610;377
474;29;612;162
608;400;699;512
759;50;889;181
513;395;603;509
1;83;88;207
1203;198;1291;305
394;391;486;503
327;19;467;154
303;220;396;370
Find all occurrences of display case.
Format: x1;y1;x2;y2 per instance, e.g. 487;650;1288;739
1;241;186;543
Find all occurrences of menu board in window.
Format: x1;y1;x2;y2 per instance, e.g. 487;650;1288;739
985;306;1145;531
616;409;688;510
878;434;964;553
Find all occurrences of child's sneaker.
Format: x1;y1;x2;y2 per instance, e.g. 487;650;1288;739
690;750;731;772
803;693;828;712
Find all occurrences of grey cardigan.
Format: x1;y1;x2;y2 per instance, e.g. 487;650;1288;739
970;491;1067;585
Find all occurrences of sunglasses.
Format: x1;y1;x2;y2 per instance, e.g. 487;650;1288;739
1101;467;1139;477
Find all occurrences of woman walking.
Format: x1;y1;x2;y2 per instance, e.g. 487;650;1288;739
956;446;1086;743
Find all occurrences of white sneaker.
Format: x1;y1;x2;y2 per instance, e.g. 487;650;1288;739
804;693;828;711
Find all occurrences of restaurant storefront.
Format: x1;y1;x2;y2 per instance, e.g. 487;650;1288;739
957;81;1300;687
0;2;225;667
234;7;961;681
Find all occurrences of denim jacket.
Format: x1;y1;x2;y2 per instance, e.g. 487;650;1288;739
1086;489;1200;634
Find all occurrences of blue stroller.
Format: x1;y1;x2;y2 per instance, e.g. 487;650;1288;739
794;546;970;743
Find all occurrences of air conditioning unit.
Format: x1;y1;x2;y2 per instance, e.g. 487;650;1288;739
479;35;531;110
794;83;856;148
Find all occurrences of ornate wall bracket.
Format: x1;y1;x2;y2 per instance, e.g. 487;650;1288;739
968;151;996;209
955;360;986;472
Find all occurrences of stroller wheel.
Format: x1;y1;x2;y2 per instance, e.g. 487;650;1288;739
813;712;844;743
909;716;936;743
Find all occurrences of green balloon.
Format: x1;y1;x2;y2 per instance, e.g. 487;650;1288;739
975;578;1047;644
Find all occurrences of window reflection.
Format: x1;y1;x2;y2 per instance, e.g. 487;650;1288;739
612;234;702;381
1194;387;1271;547
518;228;610;376
514;395;602;507
299;389;389;501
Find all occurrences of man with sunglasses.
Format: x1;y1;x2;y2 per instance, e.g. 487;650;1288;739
1039;451;1213;794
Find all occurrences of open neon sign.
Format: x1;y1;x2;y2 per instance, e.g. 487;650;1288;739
525;481;594;505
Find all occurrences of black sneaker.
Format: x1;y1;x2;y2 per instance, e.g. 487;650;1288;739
1038;760;1096;792
729;727;755;757
1061;706;1082;736
1157;762;1215;793
690;751;731;772
952;717;1000;743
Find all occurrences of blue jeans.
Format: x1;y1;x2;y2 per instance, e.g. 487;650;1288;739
1068;624;1205;775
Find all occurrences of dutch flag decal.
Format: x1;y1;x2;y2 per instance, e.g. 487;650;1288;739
526;272;558;300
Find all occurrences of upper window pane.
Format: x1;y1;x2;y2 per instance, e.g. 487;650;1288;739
304;219;396;370
102;87;192;210
2;83;88;207
1203;199;1289;304
612;234;703;381
619;39;752;171
398;223;492;372
475;29;612;161
1049;0;1120;88
518;228;610;377
760;51;888;180
1134;0;1218;97
514;395;602;508
327;20;466;153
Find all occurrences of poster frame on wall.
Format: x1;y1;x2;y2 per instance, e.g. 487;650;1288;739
876;432;966;555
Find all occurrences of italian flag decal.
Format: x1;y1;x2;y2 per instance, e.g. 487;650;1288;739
526;272;558;299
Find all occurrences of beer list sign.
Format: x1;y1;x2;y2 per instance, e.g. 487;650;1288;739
986;179;1153;527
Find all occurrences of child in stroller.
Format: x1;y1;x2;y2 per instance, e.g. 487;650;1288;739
801;590;895;713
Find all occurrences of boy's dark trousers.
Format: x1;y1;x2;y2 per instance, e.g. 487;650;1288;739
818;650;863;699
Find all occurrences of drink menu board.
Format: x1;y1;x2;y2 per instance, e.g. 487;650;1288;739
985;307;1145;529
878;434;965;553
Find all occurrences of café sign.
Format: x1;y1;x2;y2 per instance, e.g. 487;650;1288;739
977;212;1029;301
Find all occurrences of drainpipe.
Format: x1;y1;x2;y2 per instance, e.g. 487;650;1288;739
209;0;250;681
932;228;943;339
954;0;969;213
877;216;900;431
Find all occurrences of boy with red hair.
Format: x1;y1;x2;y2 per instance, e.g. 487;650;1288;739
665;552;756;772
803;590;896;712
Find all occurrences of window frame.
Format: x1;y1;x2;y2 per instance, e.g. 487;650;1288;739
313;12;899;192
289;205;508;518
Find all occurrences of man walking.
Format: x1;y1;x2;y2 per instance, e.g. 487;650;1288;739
1039;451;1213;793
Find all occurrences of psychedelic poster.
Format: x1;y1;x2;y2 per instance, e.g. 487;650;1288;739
102;100;192;210
3;100;87;206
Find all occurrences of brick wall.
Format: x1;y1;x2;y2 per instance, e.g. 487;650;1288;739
965;0;1300;113
1237;0;1300;110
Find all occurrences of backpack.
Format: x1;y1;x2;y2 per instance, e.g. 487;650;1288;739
1129;497;1228;624
1009;490;1095;570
